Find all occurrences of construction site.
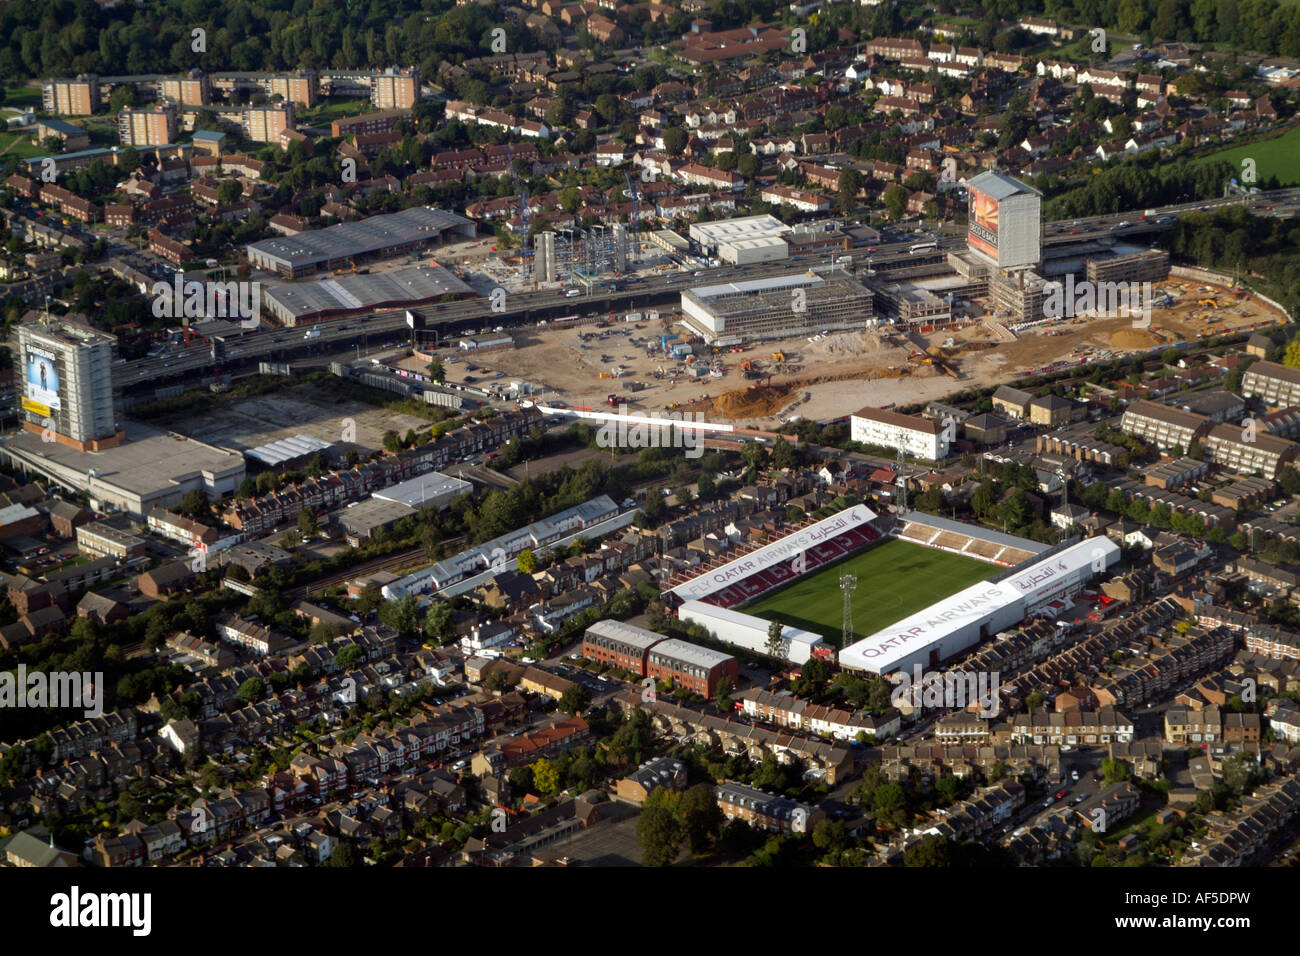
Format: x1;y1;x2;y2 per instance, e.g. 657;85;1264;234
438;274;1285;427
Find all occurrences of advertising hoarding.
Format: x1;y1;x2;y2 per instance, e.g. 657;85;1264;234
967;187;999;261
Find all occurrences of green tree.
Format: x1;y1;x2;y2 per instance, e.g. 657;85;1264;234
679;783;724;854
423;602;454;643
636;800;682;866
558;683;592;715
378;595;421;635
883;184;907;219
297;508;319;537
335;644;364;669
765;619;784;657
532;757;560;795
663;127;687;156
174;489;210;518
517;548;537;574
236;677;265;703
837;168;862;214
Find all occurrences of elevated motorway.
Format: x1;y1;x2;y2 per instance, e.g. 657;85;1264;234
113;187;1300;389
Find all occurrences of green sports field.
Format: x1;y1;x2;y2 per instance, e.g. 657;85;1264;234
1190;125;1300;187
741;538;996;647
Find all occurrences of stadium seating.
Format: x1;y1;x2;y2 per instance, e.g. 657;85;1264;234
690;520;882;608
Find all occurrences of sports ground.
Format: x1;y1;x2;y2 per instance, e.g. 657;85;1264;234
741;537;995;646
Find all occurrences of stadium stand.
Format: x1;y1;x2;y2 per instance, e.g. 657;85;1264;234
894;512;1046;567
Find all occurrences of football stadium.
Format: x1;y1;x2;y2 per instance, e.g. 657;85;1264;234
666;508;1120;675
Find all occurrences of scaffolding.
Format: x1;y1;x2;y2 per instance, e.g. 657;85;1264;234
552;224;623;288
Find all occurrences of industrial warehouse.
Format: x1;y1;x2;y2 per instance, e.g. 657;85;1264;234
244;206;476;278
262;263;475;325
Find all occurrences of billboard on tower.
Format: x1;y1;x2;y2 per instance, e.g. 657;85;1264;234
25;346;61;412
968;186;999;260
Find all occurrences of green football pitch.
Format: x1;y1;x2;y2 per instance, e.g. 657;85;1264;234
740;537;996;647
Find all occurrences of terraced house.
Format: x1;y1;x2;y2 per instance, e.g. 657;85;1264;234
1010;707;1134;746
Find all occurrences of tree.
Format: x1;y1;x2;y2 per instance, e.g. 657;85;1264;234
636;802;682;866
428;359;445;384
765;619;785;657
837;168;862;214
517;548;537;574
883;184;907;219
174;489;210;518
335;643;364;669
904;834;953;867
297;508;319;537
216;179;243;205
532;757;560;795
236;677;265;703
1101;757;1132;784
558;683;592;715
378;595;421;635
310;621;339;644
663;127;687;156
423;602;454;643
679;783;724;854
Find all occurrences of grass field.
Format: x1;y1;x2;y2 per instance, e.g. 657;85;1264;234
741;538;996;646
1191;125;1300;186
0;131;46;160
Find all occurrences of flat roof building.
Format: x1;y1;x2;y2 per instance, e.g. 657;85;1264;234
851;406;949;461
245;207;475;279
680;271;875;344
262;264;474;325
583;619;668;674
372;472;472;511
0;421;244;518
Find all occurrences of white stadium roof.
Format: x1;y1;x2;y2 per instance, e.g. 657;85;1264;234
838;536;1119;674
669;504;877;602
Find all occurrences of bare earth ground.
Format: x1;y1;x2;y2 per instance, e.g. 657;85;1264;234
178;386;430;453
464;276;1279;426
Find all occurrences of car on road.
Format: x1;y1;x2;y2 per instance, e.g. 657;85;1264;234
1071;770;1080;781
1055;789;1068;800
